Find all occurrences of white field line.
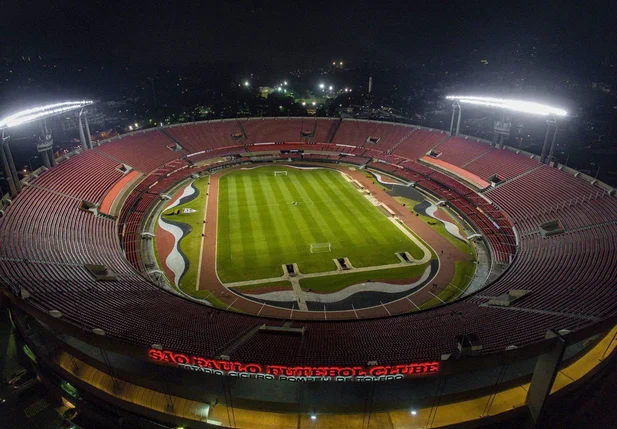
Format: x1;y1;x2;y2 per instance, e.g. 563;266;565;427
196;179;210;291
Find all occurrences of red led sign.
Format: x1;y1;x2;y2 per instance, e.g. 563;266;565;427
148;349;439;382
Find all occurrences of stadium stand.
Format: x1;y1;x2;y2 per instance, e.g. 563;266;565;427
393;128;449;159
29;149;124;203
434;136;493;166
1;118;617;372
313;118;340;142
332;119;394;148
472;223;617;318
240;118;304;144
485;166;605;220
463;147;540;180
165;120;243;153
95;130;181;174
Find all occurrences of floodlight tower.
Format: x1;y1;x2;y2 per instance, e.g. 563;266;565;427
540;115;558;164
449;101;462;136
37;119;56;168
0;101;94;197
492;111;512;148
0;131;19;195
78;108;93;151
445;96;567;164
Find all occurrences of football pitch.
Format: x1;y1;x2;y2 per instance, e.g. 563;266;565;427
216;166;426;283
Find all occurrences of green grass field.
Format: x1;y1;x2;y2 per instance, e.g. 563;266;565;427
216;166;427;283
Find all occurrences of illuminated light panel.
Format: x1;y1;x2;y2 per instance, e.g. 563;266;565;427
445;95;567;117
148;349;440;381
0;101;94;129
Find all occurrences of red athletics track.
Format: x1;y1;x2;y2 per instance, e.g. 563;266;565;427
157;162;471;321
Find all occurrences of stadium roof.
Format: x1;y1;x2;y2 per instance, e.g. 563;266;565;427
0;100;94;130
445;95;567;117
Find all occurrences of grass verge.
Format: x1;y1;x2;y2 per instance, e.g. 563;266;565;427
299;263;429;293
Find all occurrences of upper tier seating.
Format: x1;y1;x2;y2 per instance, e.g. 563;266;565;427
31;150;124;203
96;130;180;174
165;121;244;153
240;118;305;144
0;186;132;274
435;136;493;166
464;148;540;180
486;166;604;220
313;119;340;142
393;129;449;160
332;120;394;148
378;125;417;153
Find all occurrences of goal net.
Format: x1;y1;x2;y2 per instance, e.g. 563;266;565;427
310;243;332;253
274;171;288;176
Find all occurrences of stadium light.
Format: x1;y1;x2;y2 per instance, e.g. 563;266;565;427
445;95;567;117
0;101;94;130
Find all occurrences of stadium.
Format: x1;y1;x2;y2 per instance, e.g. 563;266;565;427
1;102;617;428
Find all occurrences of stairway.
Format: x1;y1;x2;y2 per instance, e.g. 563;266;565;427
327;118;343;143
387;128;418;154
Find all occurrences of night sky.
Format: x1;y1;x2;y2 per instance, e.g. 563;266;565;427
2;0;616;69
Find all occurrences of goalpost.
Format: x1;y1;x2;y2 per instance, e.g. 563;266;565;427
274;171;288;176
310;243;332;253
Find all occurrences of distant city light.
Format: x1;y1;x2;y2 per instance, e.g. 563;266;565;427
328;86;333;91
340;61;343;66
0;100;94;129
445;95;567;117
244;81;250;87
312;101;316;106
319;83;325;89
283;81;288;86
302;102;306;106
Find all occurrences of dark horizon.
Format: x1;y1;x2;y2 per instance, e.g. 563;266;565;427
2;0;617;72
